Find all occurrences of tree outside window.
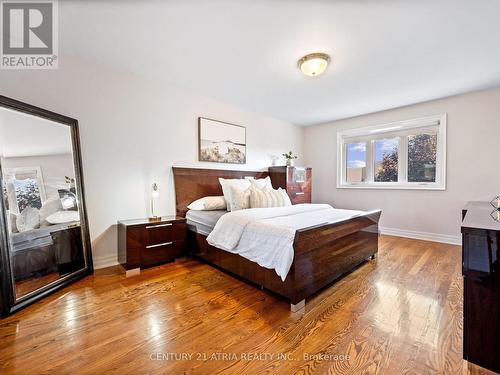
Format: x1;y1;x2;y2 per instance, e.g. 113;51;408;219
408;134;437;182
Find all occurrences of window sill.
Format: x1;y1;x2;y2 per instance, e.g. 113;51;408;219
337;183;446;191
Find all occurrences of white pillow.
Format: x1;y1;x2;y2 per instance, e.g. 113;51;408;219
16;207;40;232
39;198;63;226
250;187;292;208
229;185;251;211
247;176;272;190
46;210;80;224
187;196;227;211
219;178;251;211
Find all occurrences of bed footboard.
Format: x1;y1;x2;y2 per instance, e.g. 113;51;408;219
189;209;381;311
288;209;381;305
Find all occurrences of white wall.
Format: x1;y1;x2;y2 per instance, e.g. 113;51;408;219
0;58;304;268
304;87;500;244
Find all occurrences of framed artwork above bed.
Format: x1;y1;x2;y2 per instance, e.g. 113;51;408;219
198;117;246;164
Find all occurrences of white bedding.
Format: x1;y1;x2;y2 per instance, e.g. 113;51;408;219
206;204;365;281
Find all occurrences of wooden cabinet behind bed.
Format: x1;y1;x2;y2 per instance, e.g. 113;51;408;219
268;166;311;204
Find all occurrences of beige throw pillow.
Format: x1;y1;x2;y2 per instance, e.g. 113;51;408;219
250;187;292;208
228;185;251;211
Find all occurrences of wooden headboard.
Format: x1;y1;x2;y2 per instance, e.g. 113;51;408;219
172;167;269;217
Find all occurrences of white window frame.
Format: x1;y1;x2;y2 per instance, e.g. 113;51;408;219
337;114;447;190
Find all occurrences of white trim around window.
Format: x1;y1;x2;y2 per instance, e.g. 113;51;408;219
337;114;447;190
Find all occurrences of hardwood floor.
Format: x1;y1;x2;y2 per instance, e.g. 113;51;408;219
0;235;496;374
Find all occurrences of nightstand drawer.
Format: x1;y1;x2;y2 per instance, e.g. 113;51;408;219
141;241;184;268
145;222;186;246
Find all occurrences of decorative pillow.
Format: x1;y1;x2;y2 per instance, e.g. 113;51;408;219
246;176;272;190
46;210;80;224
188;196;227;211
39;198;63;226
218;178;251;211
250;187;292;208
229;185;251;211
16;207;40;232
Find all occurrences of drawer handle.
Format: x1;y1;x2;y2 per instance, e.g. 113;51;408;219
295;192;305;196
146;223;173;229
146;241;173;249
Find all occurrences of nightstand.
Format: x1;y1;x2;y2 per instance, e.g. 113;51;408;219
117;216;187;276
268;166;312;204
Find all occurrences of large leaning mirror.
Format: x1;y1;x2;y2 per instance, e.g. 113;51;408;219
0;95;92;317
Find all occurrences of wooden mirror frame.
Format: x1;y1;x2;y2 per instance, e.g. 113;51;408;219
0;95;93;317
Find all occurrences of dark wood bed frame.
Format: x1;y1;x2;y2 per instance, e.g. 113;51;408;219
172;167;381;312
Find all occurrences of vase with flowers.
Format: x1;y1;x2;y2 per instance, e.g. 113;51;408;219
282;151;298;167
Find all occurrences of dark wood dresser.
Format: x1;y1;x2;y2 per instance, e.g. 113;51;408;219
461;201;500;373
118;216;187;276
268;166;312;204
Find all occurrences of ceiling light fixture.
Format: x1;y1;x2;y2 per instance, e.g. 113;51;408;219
298;53;330;77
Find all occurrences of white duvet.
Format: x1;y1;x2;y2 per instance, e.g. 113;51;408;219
206;204;365;281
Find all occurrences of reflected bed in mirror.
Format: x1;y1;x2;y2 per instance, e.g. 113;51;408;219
0;95;92;316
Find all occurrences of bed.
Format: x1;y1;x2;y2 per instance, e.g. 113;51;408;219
173;167;381;312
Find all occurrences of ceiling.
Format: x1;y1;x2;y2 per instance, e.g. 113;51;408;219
0;108;73;157
58;0;500;126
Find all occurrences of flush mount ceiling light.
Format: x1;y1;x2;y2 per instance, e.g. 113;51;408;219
298;53;330;77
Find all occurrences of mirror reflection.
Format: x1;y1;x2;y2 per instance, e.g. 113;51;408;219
0;107;86;299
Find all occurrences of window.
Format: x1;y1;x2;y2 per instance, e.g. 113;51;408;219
346;142;366;183
408;133;437;182
337;114;446;190
374;138;398;182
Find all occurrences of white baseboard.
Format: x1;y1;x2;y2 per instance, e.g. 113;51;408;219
380;226;461;245
93;254;119;270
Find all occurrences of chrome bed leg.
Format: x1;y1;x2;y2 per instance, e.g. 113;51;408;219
125;268;140;277
290;299;305;313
